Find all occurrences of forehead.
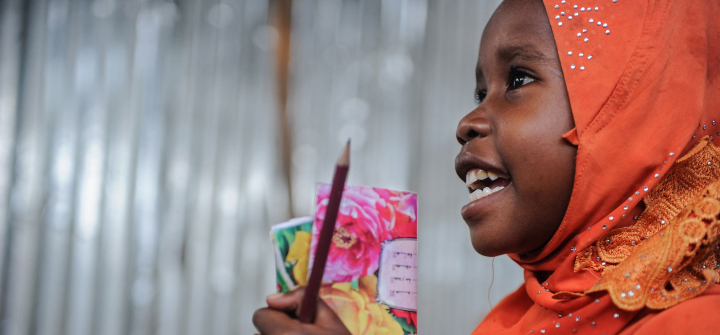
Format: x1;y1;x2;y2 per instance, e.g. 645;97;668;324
477;1;555;67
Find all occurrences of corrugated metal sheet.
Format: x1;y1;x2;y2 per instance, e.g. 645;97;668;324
0;1;522;334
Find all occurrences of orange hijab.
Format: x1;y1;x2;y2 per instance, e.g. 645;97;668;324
473;0;720;334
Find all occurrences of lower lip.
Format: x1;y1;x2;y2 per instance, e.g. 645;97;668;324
461;184;511;220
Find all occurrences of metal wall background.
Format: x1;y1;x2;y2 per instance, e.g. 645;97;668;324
0;0;523;334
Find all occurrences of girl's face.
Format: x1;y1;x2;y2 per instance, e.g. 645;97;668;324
455;0;576;257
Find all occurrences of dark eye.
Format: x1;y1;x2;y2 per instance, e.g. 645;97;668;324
474;88;487;104
508;70;535;90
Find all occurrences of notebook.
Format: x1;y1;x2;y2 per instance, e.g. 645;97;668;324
271;183;418;335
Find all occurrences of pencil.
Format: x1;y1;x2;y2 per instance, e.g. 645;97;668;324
298;140;350;323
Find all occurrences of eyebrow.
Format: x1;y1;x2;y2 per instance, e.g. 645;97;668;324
476;43;549;81
496;43;548;63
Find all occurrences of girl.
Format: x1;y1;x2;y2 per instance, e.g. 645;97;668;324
253;0;720;333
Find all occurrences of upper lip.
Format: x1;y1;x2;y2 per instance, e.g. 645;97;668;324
455;150;509;183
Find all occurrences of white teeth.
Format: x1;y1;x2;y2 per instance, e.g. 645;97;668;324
466;169;509;189
469;190;478;201
466;170;478;187
468;185;507;202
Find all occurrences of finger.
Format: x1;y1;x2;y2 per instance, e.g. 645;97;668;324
265;287;348;333
252;307;300;334
267;287;305;313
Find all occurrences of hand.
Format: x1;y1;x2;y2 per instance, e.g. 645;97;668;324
253;287;351;335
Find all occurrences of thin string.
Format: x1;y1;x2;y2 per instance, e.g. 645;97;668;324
487;257;495;310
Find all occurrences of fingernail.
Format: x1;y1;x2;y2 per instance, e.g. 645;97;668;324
266;293;283;301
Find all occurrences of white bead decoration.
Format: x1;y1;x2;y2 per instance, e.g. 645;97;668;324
556;7;616;79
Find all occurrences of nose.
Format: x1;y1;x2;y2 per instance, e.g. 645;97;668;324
456;109;491;145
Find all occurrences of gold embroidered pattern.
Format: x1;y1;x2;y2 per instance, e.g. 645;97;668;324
572;137;720;311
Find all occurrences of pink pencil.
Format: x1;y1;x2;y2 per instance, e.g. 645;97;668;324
298;140;350;323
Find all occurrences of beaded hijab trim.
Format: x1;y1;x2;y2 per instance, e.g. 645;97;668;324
556;137;720;311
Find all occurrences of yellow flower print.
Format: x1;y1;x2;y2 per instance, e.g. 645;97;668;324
286;231;311;287
320;276;403;335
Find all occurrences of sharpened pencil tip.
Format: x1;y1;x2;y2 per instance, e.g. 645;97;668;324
338;140;350;166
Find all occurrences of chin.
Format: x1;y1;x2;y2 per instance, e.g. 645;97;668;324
468;225;511;257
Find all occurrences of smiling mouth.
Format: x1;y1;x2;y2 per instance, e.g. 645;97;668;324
466;168;512;202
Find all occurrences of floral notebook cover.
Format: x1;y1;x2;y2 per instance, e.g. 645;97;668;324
271;184;418;335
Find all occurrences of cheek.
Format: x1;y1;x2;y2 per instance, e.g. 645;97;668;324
495;103;576;246
500;91;575;191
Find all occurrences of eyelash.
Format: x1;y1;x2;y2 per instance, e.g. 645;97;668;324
508;68;536;90
474;88;486;105
474;67;536;105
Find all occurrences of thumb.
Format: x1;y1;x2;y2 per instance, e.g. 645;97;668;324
266;287;305;314
266;287;343;324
